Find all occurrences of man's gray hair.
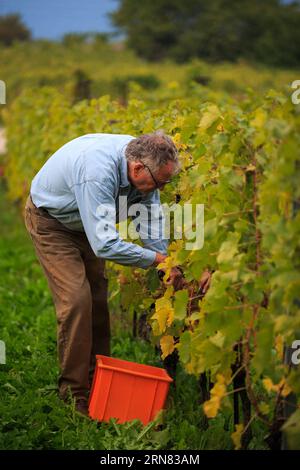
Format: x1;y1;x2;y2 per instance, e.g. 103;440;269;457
125;130;180;175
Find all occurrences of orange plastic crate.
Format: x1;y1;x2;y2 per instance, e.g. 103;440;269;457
88;355;173;425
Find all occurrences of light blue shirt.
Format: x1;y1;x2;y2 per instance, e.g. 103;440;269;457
30;133;168;269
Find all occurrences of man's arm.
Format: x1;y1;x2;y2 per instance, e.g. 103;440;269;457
73;179;158;269
130;190;185;285
131;189;169;257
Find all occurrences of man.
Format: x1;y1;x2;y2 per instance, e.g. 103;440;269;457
24;130;183;417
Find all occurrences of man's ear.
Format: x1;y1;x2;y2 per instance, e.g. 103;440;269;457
133;162;144;177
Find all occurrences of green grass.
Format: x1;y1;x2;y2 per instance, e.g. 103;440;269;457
0;181;268;450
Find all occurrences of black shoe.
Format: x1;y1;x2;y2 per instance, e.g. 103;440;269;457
74;397;89;417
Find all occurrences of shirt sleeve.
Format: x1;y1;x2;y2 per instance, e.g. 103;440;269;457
130;189;169;256
73;179;157;269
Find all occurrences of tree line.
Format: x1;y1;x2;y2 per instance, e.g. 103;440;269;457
112;0;300;66
1;1;300;67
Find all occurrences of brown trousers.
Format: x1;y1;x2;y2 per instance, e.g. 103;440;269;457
24;194;110;401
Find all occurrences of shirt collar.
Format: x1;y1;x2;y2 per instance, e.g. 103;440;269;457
119;142;131;188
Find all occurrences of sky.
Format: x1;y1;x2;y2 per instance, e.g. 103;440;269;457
0;0;294;41
0;0;117;40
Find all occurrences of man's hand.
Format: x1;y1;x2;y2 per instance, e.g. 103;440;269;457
153;253;185;290
153;252;167;266
165;266;185;291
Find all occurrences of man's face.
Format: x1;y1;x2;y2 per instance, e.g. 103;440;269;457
129;160;176;194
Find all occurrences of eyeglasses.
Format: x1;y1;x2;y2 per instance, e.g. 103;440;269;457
143;163;171;189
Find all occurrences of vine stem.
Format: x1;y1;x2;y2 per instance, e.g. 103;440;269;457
227;363;246;385
224;303;259;310
187;284;195;317
244;305;270;424
222;209;254;216
242;412;257;435
252;154;261;270
226;387;247;396
243;149;271;426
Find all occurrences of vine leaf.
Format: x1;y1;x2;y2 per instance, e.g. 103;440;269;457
203;374;227;418
262;377;292;397
231;424;244;450
174;289;189;320
160;335;175;360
